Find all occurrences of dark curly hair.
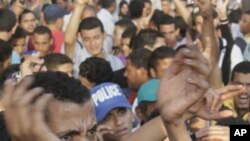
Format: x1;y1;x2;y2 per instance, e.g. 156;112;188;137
79;57;113;85
30;71;90;104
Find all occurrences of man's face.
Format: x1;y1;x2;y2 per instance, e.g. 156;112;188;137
160;24;179;48
124;59;147;90
154;58;173;79
12;38;26;55
101;108;133;141
47;100;97;141
20;13;36;34
239;13;250;35
33;33;51;56
232;72;250;110
113;26;125;47
161;0;171;14
80;27;104;56
56;63;73;77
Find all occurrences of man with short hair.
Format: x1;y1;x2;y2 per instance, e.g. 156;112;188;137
91;82;134;141
159;14;182;49
2;71;98;141
30;26;53;57
148;46;175;79
67;17;124;76
124;48;151;91
44;53;73;77
64;1;124;76
223;61;250;120
0;9;17;42
78;57;113;90
44;4;68;53
0;9;18;67
131;29;166;51
97;0;117;37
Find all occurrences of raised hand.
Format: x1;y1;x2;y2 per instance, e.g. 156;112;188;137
216;0;230;20
20;53;46;79
2;77;59;141
188;84;246;120
195;0;213;19
157;46;211;123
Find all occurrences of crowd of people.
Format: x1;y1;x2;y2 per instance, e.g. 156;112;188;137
0;0;250;141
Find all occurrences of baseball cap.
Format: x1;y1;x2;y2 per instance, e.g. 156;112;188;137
137;79;159;104
90;83;132;123
44;4;68;21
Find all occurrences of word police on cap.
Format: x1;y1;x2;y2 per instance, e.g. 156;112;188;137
92;85;123;106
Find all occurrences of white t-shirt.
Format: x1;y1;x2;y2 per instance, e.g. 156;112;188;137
72;41;124;77
97;8;116;37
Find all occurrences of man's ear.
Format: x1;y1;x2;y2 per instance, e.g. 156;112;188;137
175;28;180;36
103;32;107;39
50;38;53;46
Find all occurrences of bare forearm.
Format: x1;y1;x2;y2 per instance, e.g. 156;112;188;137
202;17;219;67
127;117;167;141
173;0;190;24
64;4;85;58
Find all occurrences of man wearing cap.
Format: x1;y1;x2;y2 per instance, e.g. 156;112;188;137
43;4;69;53
136;79;159;125
91;82;134;141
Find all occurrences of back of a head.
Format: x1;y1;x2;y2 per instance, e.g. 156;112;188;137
44;53;73;71
122;27;137;39
115;19;136;31
79;57;113;85
33;26;52;38
231;61;250;81
79;17;104;32
129;0;144;19
148;46;175;72
132;28;160;50
127;48;152;69
9;26;27;42
0;9;16;32
150;9;166;29
30;71;90;104
100;0;116;9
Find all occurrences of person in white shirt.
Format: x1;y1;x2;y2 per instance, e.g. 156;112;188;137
97;0;117;37
64;2;123;77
